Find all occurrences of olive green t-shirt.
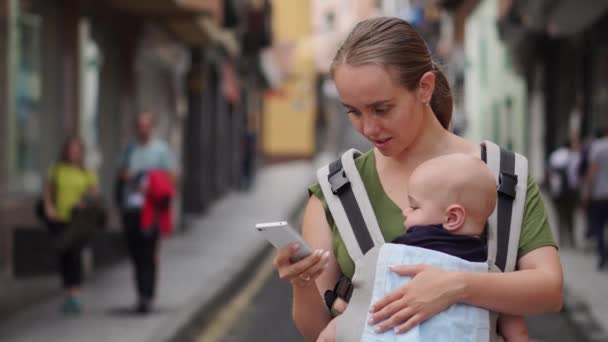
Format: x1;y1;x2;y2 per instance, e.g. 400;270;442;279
50;163;98;223
308;150;556;279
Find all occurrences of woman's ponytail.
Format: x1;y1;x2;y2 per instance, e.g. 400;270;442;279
430;62;453;130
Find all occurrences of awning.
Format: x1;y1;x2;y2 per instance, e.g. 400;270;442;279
509;0;608;36
546;0;608;36
164;16;211;45
107;0;220;18
107;0;238;52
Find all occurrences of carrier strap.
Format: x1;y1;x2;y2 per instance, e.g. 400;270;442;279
483;141;527;273
317;149;384;262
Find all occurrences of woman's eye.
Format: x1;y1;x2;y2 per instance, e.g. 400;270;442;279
374;107;389;114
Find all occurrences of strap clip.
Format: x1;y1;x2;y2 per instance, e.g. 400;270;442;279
324;276;354;314
497;171;518;198
329;169;350;195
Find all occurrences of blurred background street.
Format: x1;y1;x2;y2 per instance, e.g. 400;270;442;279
0;0;607;341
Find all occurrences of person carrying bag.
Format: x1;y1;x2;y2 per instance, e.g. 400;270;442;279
41;136;100;314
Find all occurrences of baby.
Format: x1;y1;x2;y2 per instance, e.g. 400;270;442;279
318;153;529;342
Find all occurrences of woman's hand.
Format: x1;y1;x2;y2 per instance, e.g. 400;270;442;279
273;243;331;288
45;205;58;222
368;264;463;334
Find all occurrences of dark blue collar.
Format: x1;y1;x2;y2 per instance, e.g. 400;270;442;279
391;224;487;262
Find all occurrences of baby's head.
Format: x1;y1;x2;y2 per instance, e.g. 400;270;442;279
404;153;497;236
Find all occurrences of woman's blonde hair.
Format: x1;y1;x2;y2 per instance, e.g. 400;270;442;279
331;17;453;129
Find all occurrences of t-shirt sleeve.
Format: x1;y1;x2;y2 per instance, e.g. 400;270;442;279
87;171;98;188
590;142;601;162
308;182;335;229
159;143;175;170
518;175;557;258
118;145;132;170
47;164;58;180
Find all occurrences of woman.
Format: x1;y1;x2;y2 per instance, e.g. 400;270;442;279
273;17;563;340
43;136;98;313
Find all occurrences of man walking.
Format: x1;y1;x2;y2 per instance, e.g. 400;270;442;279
118;112;175;313
584;125;608;269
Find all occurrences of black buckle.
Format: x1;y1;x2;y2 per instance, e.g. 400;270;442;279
334;276;353;301
329;169;350;195
497;171;518;198
324;276;354;312
324;290;337;311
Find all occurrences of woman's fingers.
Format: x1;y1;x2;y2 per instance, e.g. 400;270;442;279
368;293;407;326
370;287;405;313
275;247;330;282
389;264;426;277
373;307;416;334
393;313;424;334
290;250;330;280
273;243;300;268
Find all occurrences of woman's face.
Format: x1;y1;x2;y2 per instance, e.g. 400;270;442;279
333;64;424;157
67;141;82;164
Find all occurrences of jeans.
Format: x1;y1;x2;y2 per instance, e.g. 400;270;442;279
122;210;160;300
589;199;608;262
48;222;83;289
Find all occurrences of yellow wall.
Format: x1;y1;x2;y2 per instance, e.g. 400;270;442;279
263;0;316;158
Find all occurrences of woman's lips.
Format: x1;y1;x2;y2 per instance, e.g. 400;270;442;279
373;137;392;148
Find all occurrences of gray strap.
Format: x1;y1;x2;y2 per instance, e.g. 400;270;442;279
506;152;528;272
317;164;364;261
317;149;384;263
341;149;385;247
484;141;528;341
484;141;501;269
495;147;516;272
335;247;381;342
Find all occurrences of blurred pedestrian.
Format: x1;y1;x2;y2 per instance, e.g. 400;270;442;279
117;112;176;313
548;139;580;246
42;136;99;314
578;131;602;239
583;125;608;269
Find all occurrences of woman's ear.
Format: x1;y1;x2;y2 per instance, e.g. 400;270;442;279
443;204;466;232
418;71;436;104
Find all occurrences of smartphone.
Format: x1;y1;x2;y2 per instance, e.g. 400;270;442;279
255;221;313;261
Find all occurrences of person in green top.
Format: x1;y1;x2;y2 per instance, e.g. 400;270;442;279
43;136;98;314
272;17;563;341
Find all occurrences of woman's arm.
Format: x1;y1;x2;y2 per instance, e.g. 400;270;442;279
43;177;57;221
369;246;563;333
459;245;563;313
274;196;339;341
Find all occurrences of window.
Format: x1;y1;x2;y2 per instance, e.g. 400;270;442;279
7;8;42;193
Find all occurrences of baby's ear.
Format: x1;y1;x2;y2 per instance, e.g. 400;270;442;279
443;205;466;232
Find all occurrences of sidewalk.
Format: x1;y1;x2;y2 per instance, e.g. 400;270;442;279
0;159;323;342
542;193;608;342
560;247;608;342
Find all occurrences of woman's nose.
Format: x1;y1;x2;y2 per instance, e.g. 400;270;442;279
362;116;380;137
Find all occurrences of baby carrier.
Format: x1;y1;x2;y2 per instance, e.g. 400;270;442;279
316;141;528;342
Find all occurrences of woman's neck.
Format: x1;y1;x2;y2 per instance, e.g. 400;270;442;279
379;109;466;174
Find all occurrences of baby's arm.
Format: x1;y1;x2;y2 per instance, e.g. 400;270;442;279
498;314;530;342
317;316;339;342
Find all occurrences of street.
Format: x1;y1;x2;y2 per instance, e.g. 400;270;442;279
196;248;586;342
196;248;588;342
194;191;588;342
